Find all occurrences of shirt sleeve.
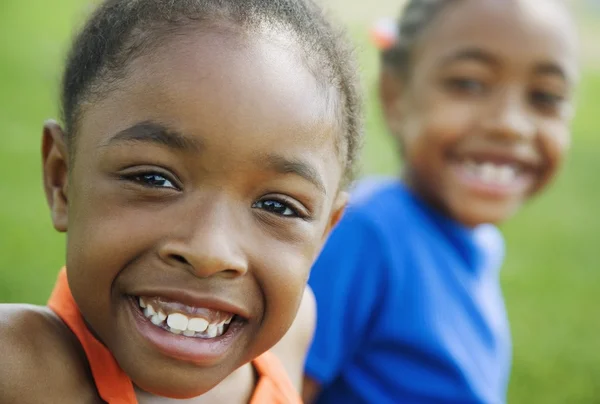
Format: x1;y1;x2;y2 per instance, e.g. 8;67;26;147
305;209;387;385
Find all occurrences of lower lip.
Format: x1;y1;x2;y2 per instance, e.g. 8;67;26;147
127;297;244;366
451;162;535;198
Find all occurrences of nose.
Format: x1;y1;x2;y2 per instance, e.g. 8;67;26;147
483;88;536;141
158;200;248;279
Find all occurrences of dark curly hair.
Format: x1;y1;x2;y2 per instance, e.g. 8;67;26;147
61;0;363;185
382;0;457;76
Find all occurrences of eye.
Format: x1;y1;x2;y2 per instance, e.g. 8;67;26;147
530;90;564;112
253;198;302;218
123;172;179;190
445;77;486;95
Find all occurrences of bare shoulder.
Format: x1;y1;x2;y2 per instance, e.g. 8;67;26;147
0;304;100;403
270;286;317;391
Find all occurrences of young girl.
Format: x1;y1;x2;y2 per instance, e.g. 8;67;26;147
304;0;578;403
0;0;362;402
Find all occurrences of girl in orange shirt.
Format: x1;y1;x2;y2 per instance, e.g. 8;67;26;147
0;0;362;402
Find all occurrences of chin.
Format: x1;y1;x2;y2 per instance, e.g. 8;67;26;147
134;376;219;400
450;198;523;227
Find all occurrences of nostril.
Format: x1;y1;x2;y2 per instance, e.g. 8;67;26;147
171;254;188;265
222;268;244;278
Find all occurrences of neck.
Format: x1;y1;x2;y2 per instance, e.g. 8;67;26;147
400;168;477;229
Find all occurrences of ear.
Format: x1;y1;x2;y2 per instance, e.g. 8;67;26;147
42;120;70;233
379;65;405;137
321;190;348;242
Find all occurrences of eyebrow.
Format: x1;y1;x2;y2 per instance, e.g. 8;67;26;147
103;121;203;151
264;154;327;196
440;47;498;67
441;48;573;85
534;62;571;84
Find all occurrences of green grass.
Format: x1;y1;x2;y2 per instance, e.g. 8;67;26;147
1;2;599;402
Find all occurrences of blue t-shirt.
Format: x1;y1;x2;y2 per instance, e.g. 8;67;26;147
306;178;511;404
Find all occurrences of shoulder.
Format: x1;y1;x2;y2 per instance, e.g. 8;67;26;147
0;304;98;403
0;304;73;374
269;286;316;391
349;176;398;203
340;177;414;236
349;176;406;212
308;180;409;303
313;178;411;275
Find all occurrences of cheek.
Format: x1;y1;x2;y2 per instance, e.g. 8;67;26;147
542;122;571;159
401;90;476;156
66;176;166;293
255;236;316;304
248;233;318;351
538;122;571;185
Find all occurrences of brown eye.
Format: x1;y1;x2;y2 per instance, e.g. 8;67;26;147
123;172;179;190
253;199;299;218
530;90;564;112
445;77;486;95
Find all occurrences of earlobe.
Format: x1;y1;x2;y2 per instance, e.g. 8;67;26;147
42;120;70;233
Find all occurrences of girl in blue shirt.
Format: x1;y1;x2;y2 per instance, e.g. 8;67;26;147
304;0;579;403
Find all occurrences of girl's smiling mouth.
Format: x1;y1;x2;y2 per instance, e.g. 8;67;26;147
449;156;537;198
137;296;235;338
127;294;248;366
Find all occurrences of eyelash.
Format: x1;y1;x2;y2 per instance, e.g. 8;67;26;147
530;90;564;111
445;77;487;95
121;171;181;191
445;77;566;112
252;197;307;220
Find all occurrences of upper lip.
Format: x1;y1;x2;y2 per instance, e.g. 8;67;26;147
129;288;251;320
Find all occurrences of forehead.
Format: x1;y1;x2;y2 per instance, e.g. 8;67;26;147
77;28;338;159
414;0;578;76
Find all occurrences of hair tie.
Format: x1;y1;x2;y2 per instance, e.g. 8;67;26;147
369;17;399;50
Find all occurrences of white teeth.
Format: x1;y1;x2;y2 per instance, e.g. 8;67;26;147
143;305;155;317
187;318;209;332
138;298;232;338
169;327;182;335
497;165;516;185
463;160;519;186
150;314;162;326
206;324;218;338
166;313;189;331
480;162;495;183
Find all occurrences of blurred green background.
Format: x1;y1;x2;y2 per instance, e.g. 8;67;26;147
0;0;598;402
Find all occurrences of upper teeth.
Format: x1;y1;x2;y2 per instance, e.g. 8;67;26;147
464;160;518;185
138;297;232;338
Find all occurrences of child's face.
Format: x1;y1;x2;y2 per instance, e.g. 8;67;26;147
383;0;578;226
43;30;345;397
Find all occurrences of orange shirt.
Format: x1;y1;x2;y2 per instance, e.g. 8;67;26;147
47;269;302;404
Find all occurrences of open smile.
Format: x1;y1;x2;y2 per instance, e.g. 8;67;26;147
450;156;537;198
127;295;247;365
